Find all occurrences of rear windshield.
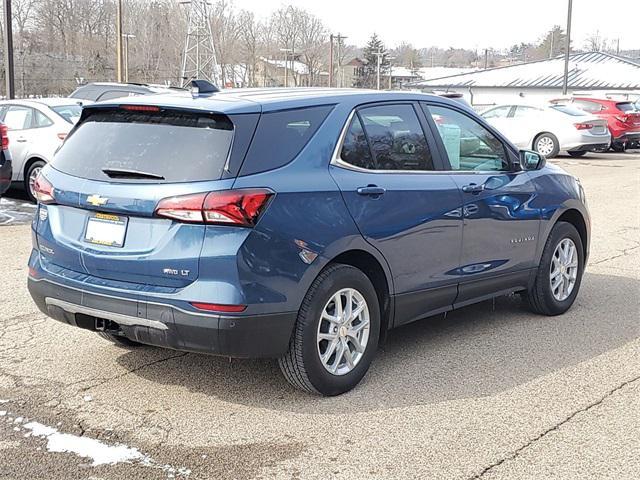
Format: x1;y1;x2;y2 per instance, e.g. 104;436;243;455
51;108;234;183
51;105;82;124
550;105;587;116
616;102;636;112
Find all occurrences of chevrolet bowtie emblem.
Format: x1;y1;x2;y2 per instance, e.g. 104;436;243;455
87;194;108;207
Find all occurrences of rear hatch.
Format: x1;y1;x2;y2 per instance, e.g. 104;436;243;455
35;105;251;289
616;102;640;130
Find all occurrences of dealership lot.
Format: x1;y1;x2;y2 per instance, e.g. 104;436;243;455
0;152;638;479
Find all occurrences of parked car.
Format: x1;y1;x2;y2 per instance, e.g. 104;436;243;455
481;103;610;158
551;97;640;151
69;82;185;102
0;123;12;197
0;98;85;202
28;87;590;395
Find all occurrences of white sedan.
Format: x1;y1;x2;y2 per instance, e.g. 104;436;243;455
0;98;85;202
481;103;611;158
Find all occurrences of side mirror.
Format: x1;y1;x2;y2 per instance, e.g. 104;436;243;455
520;150;546;170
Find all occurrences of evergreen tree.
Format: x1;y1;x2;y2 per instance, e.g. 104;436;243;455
359;33;390;88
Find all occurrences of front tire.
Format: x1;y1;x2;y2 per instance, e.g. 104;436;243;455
279;264;380;396
533;133;560;158
524;221;584;316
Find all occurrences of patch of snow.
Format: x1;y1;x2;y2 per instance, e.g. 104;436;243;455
0;400;9;404
0;411;6;416
21;420;191;476
83;395;93;402
14;417;23;423
24;421;142;466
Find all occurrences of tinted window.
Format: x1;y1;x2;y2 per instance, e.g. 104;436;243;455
616;102;636;112
51;105;83;124
240;105;333;176
340;115;375;169
482;106;511;119
356;104;434;171
52;108;234;183
426;104;509;172
3;106;34;130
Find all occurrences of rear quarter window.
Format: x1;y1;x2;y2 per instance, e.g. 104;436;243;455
239;105;334;176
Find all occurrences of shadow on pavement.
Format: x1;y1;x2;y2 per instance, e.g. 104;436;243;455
116;272;639;414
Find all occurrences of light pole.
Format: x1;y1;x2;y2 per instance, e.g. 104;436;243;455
373;49;386;90
279;48;292;87
116;0;123;82
122;34;136;82
562;0;573;95
3;0;15;99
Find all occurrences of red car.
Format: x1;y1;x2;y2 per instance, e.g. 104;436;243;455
557;97;640;151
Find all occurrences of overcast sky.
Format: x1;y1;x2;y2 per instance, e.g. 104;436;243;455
233;0;640;51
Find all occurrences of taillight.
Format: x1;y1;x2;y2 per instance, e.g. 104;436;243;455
574;122;594;130
190;302;246;313
0;124;8;150
155;189;274;227
57;133;67;141
34;174;56;204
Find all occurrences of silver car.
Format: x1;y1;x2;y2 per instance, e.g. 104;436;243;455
0;98;84;201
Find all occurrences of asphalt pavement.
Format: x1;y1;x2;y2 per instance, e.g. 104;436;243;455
0;151;638;479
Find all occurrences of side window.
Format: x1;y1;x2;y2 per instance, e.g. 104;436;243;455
348;104;434;171
97;90;142;101
425;104;509;172
482;106;511;119
3;106;34;130
340;115;375;169
34;110;54;128
513;106;541;118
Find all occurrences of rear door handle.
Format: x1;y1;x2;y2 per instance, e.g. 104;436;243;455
462;183;485;193
356;185;386;196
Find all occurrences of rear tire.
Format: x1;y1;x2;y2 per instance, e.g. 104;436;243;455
611;142;626;152
568;151;587;158
97;332;144;348
278;263;380;396
524;221;584;316
533;133;560;158
25;160;46;203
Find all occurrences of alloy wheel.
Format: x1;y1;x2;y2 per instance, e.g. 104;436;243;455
316;288;370;376
550;238;579;301
28;166;43;200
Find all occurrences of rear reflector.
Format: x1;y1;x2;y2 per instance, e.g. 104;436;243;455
574;122;594;130
120;105;161;112
33;174;56;204
155;189;274;227
190;302;246;313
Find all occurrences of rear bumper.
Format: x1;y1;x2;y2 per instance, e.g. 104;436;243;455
28;276;297;358
0;156;11;195
613;131;640;147
566;143;610;152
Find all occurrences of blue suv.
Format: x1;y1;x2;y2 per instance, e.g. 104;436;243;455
28;87;590;395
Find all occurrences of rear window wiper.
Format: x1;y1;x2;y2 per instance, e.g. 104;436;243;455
102;168;165;180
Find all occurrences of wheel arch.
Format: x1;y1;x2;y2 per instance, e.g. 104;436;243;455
556;209;588;262
327;249;394;344
22;156;47;183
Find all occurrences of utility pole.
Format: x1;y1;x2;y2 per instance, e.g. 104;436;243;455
484;48;489;69
549;30;554;58
562;0;573;95
280;48;292;87
373;49;385;90
116;0;123;83
328;34;334;87
3;0;15;99
122;34;135;82
334;34;347;88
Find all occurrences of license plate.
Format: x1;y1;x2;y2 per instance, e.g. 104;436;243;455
84;213;128;248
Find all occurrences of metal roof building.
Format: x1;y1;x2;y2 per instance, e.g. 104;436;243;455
408;52;640;107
